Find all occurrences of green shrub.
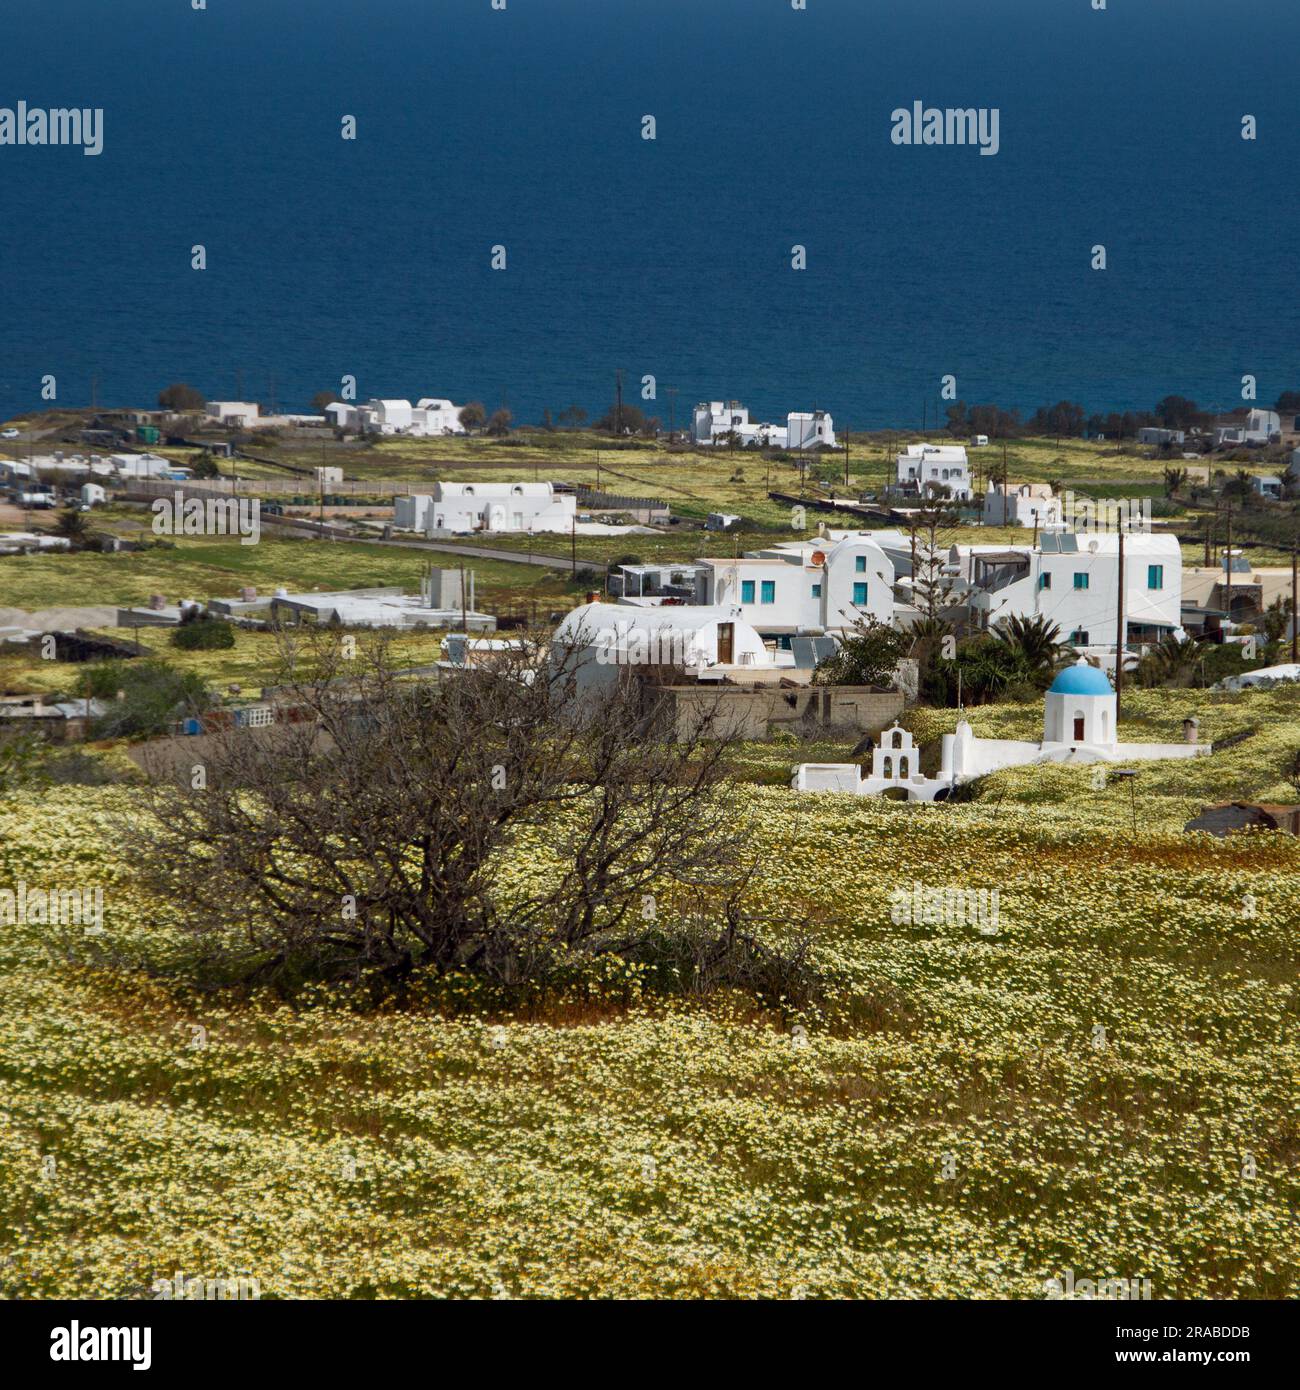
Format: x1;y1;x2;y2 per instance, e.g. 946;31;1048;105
172;619;236;651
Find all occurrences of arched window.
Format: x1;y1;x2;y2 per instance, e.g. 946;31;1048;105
464;485;474;496
883;756;893;778
898;757;909;778
512;485;523;495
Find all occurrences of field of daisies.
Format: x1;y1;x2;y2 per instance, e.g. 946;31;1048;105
1;684;1298;1299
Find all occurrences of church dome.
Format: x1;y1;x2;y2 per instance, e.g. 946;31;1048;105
1049;660;1114;696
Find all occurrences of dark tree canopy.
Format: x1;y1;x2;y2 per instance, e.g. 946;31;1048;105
158;383;206;413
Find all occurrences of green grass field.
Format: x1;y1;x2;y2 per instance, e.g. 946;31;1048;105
2;682;1298;1299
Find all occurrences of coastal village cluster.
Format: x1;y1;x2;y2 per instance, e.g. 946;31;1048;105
3;389;1299;811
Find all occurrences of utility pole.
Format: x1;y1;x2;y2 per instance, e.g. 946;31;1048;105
1291;540;1298;664
614;369;623;439
1115;523;1126;719
666;387;677;443
1224;502;1233;625
571;514;577;576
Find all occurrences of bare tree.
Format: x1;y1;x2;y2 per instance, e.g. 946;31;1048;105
127;628;775;1001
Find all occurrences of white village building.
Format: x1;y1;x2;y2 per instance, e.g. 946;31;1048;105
326;397;467;437
393;481;576;535
692;401;835;450
949;529;1185;669
982;481;1061;528
896;443;973;500
692;531;894;646
205;401;261;428
793;659;1209;802
363;399;415;435
109;453;178;479
552;602;773;691
1212;409;1280;448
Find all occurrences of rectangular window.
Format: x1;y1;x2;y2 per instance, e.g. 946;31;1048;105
852;582;868;606
811;583;821;598
1147;564;1163;590
760;580;775;604
740;579;755;604
1039;572;1051;590
855;555;866;573
1073;572;1089;590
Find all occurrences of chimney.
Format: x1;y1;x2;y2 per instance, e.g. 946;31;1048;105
585;591;600;604
240;586;257;603
148;593;166;611
1183;716;1199;745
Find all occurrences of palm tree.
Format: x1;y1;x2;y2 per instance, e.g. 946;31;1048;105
993;613;1065;676
961;641;1031;703
1134;635;1208;688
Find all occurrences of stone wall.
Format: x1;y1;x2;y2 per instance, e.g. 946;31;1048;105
658;684;904;742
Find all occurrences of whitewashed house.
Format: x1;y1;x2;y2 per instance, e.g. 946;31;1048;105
205;401;261;428
692;401;835;450
394;481;576;535
950;529;1184;668
325;402;359;430
896;443;973;500
982;481;1061;528
110;453;175;479
1213;409;1280;448
694;531;894;646
552;602;771;691
344;397;467;437
0;459;34;485
363;399;415;435
693;401;756;445
786;410;836;450
413;398;466;435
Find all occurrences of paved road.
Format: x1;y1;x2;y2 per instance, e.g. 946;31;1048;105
260;516;589;570
369;536;584;570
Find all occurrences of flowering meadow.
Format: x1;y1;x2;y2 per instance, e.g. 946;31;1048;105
1;687;1298;1299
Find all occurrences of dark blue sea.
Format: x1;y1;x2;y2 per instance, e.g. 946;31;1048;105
1;0;1297;430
